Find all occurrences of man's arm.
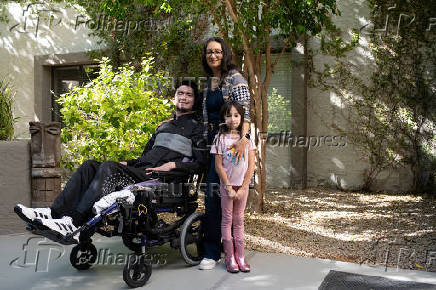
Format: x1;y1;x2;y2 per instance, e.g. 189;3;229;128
173;123;207;174
126;132;157;167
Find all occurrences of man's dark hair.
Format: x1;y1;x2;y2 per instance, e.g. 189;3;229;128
202;37;237;79
174;80;202;115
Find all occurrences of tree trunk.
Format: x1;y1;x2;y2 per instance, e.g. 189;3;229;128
246;92;265;213
245;75;270;212
244;53;265;213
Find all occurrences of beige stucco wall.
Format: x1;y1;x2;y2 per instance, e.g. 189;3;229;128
265;0;414;191
0;141;31;234
0;2;104;139
306;0;413;191
266;143;292;188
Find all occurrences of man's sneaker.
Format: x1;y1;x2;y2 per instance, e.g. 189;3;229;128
14;204;52;224
33;216;79;245
199;258;217;270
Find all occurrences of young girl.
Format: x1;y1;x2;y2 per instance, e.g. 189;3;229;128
210;101;256;273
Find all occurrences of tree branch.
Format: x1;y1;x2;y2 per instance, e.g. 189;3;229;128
223;0;256;85
271;36;291;72
204;0;230;42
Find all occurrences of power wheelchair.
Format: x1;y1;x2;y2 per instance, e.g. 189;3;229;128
41;169;205;288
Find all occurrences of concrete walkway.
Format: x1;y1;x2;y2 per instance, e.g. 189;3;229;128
1;233;435;290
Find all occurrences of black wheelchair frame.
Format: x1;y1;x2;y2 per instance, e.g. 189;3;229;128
67;170;206;288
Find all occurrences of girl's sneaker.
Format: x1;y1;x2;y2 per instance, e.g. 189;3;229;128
14;204;52;224
199;258;217;270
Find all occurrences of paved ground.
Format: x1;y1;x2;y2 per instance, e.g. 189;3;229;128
1;232;435;290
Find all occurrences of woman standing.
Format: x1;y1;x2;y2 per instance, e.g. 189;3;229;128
199;37;252;270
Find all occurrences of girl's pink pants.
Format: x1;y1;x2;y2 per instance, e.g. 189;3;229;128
220;184;249;241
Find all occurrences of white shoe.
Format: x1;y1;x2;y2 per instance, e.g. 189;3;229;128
34;216;79;244
14;204;52;224
93;189;135;214
199;258;217;270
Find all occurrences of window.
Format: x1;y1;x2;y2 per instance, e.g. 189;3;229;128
51;64;99;123
260;53;292;134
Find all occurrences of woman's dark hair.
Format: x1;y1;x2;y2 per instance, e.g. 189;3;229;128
219;101;245;137
202;37;237;79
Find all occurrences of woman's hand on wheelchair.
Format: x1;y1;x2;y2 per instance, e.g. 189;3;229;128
146;162;176;175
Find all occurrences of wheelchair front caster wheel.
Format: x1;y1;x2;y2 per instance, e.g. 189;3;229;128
70;242;97;270
122;233;142;253
180;212;205;265
123;254;152;288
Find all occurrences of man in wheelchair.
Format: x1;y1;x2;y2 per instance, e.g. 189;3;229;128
15;80;207;246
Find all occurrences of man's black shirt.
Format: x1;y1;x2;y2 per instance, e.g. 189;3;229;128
126;113;207;175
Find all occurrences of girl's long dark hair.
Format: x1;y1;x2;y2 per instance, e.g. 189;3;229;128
202;37;237;81
213;101;245;148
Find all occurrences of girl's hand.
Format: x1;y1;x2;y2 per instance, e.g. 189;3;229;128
235;186;248;200
229;137;249;164
226;185;237;199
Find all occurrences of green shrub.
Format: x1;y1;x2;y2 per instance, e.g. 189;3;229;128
57;57;173;170
0;78;15;141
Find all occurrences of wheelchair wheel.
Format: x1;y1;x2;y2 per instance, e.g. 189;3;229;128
123;254;152;288
70;242;97;270
180;212;205;265
122;233;143;253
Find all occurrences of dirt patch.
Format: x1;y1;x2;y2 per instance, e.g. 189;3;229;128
243;188;436;272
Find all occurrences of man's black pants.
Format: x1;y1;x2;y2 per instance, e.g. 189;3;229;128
50;160;149;225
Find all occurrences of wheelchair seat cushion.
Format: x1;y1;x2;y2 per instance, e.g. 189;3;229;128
124;178;162;191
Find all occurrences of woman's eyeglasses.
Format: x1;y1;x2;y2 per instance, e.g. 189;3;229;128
206;50;223;56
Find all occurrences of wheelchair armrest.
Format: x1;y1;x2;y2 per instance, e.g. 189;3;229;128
150;170;189;179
